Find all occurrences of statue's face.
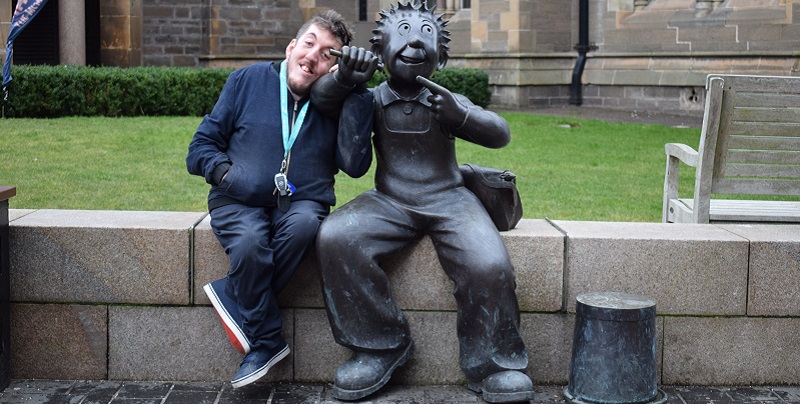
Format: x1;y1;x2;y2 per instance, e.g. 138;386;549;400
382;10;439;84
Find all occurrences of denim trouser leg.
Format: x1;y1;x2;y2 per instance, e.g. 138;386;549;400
211;200;328;350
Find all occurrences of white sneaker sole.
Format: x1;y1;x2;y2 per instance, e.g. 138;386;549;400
231;345;290;389
204;282;251;355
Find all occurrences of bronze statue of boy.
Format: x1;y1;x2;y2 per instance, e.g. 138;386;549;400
312;1;535;402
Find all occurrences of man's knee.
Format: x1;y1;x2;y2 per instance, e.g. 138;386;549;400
225;226;269;259
286;213;323;244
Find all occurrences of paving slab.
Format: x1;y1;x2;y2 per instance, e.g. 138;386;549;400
4;380;800;403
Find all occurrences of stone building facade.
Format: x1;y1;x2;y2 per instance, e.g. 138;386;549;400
1;0;799;114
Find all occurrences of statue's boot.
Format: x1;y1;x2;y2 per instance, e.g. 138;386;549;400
332;342;414;401
468;370;536;403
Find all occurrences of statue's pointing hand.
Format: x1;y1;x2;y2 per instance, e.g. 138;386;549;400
416;76;470;129
331;46;380;88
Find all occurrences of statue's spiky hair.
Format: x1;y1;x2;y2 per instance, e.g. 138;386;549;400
370;0;451;68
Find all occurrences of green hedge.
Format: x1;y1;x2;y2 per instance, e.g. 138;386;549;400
4;64;492;118
5;65;234;118
367;67;492;108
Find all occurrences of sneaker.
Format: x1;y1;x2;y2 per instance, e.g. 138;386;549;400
203;278;251;355
231;342;290;389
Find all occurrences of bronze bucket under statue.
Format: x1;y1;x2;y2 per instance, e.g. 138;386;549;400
564;292;667;404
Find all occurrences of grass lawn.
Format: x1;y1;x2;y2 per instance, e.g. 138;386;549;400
0;113;700;222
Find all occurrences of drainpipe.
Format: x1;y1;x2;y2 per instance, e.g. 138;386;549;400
569;0;595;105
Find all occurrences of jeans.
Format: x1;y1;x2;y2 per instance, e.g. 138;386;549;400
210;200;328;350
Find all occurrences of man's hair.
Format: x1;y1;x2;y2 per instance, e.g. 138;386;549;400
370;0;450;67
296;9;353;47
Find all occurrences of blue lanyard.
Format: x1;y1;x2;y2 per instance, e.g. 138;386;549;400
279;61;309;159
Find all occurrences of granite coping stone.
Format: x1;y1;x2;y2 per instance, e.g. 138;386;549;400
552;220;750;315
195;217;565;312
7;209;33;221
9;210;796;317
9;209;205;305
718;224;800;316
9;209;206;229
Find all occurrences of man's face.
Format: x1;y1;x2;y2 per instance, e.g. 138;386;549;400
382;11;439;84
285;24;342;98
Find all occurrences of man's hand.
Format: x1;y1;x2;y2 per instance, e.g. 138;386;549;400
416;76;470;128
330;46;380;88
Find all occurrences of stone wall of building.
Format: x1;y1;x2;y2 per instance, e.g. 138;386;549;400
102;0;142;67
140;0;204;67
440;0;800;113
2;0;798;111
140;0;360;68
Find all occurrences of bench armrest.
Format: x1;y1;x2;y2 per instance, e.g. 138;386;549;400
662;143;699;222
665;143;698;167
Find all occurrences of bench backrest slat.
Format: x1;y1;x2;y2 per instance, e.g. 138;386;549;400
723;163;800;179
703;74;800;197
729;122;800;137
725;150;800;165
727;136;800;150
714;179;800;195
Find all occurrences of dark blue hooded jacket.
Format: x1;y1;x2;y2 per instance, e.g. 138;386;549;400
187;62;373;210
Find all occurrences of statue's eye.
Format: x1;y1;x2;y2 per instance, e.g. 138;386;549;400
421;24;434;36
398;22;411;36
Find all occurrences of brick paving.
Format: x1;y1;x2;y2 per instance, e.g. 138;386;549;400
3;380;800;404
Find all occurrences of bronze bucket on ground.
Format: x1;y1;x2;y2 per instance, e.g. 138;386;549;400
564;292;666;404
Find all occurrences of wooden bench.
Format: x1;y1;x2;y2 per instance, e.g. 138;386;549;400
662;74;800;223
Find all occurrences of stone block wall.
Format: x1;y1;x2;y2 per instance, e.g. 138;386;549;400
455;0;800;112
139;0;362;69
141;0;204;67
6;209;800;386
2;0;799;111
100;0;143;67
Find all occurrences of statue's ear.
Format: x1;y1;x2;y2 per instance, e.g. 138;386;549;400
371;42;382;65
437;52;448;70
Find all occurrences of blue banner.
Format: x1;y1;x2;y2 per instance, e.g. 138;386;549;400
2;0;50;88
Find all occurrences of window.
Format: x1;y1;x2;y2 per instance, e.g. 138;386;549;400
359;0;367;21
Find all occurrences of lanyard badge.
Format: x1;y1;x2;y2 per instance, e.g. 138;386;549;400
274;157;294;197
274;61;308;203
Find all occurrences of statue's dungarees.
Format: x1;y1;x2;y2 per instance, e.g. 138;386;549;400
372;83;462;205
317;82;529;381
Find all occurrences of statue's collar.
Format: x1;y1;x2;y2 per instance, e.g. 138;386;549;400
376;82;432;108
